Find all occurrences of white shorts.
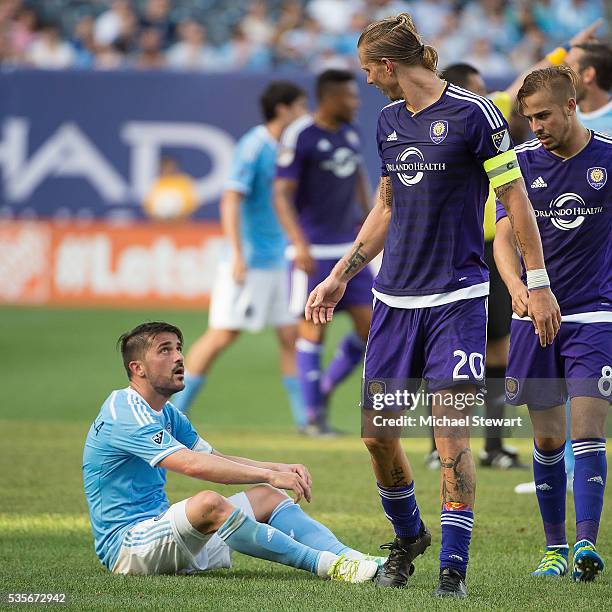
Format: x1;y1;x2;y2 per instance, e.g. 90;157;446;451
209;262;295;332
111;492;255;576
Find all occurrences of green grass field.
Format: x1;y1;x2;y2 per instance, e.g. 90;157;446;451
1;306;609;611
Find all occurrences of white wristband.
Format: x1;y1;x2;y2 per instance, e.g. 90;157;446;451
526;268;550;290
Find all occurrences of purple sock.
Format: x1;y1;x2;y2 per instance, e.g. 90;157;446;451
572;438;607;545
296;339;323;424
533;442;567;546
440;503;473;578
321;332;366;395
377;481;421;539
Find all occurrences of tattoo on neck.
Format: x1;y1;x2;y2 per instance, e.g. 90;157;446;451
343;242;367;276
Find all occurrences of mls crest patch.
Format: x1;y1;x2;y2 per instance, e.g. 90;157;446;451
505;377;519;401
492;128;511;152
367;379;386;399
587;167;607;190
429;120;448;144
151;430;165;445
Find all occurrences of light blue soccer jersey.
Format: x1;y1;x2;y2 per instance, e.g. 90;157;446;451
82;387;212;570
226;124;287;269
577;99;612;135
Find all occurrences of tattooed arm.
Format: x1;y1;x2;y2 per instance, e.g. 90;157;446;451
495;178;561;346
338;175;393;281
493;216;529;317
305;177;393;324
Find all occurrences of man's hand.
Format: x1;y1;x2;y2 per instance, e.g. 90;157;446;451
272;463;312;488
527;287;561;347
267;470;311;503
569;18;603;47
509;279;529;317
295;242;315;275
232;255;247;284
305;275;347;325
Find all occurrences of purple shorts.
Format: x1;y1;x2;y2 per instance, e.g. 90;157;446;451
362;296;487;406
506;319;612;408
289;258;374;317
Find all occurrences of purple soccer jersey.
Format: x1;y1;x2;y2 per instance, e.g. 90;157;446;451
276;115;363;245
496;132;612;316
497;132;612;407
374;83;513;305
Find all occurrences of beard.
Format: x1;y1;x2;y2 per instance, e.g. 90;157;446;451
153;378;184;398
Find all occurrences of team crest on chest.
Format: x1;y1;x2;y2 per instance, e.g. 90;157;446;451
587;167;607;190
429;120;448;144
317;138;332;152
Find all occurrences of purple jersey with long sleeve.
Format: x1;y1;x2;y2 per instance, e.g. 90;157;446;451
496;132;612;316
276;115;362;245
374;83;513;307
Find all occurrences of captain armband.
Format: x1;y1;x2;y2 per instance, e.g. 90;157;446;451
483;149;523;188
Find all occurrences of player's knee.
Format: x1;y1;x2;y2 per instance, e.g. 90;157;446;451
534;436;566;452
209;329;239;350
363;436;396;455
246;484;289;522
190;491;233;525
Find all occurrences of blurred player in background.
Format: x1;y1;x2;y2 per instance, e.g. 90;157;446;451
306;13;560;598
143;155;198;220
274;69;373;436
172;82;308;430
494;66;610;581
83;321;382;580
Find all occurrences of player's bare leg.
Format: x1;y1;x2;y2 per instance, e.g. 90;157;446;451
363;436;431;587
569;397;608;581
275;324;307;429
432;387;475;598
172;329;240;414
320;304;371;419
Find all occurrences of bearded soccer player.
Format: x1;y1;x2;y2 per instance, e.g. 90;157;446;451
305;14;560;598
274;69;374;436
83;322;382;580
494;66;611;582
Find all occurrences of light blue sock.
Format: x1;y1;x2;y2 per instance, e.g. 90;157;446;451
171;372;205;415
217;508;321;574
268;498;354;556
282;376;307;428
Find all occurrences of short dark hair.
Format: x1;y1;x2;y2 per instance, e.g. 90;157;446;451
259;80;306;122
315;69;355;101
574;42;612;92
517;66;579;114
117;322;183;379
440;63;480;89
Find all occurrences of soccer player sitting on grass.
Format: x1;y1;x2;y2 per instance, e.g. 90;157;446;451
82;322;381;579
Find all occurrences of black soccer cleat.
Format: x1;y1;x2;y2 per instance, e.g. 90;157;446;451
433;567;468;598
374;522;432;588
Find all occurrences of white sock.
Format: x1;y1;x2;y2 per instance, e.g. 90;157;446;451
316;551;339;577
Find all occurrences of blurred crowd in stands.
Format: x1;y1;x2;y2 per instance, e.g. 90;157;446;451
0;0;607;77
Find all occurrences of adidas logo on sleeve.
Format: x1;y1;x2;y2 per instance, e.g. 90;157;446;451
530;176;548;188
